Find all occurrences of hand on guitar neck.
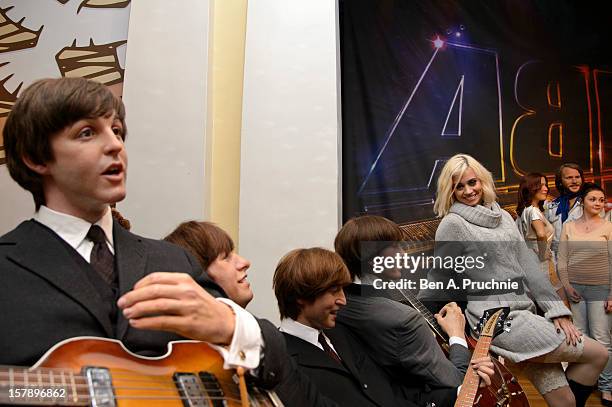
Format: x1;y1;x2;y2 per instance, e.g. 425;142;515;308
434;302;467;341
470;356;495;388
436;302;495;389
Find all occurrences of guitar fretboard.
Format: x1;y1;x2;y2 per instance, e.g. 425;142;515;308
0;367;89;406
454;336;492;407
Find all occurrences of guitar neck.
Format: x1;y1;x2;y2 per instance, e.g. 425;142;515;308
454;335;492;407
393;288;448;342
0;367;89;406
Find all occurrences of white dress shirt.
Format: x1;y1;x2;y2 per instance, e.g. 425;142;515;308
279;318;340;354
33;205;262;369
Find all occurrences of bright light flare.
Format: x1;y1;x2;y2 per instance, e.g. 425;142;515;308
433;36;445;49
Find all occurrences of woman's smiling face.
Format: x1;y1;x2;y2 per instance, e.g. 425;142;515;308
453;167;483;207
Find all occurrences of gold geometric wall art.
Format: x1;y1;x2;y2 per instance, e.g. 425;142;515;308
0;62;22;165
0;6;43;53
55;39;127;87
78;0;131;13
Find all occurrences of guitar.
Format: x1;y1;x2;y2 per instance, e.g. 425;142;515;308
454;307;511;407
0;336;283;407
388;289;529;407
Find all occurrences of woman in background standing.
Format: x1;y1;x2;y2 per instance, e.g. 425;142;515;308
558;183;612;405
516;173;567;303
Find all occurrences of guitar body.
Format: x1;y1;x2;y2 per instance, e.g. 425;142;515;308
0;337;281;407
389;291;529;407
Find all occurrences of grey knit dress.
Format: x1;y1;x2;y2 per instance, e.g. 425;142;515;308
421;201;572;363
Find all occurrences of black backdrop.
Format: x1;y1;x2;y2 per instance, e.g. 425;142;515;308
340;0;612;224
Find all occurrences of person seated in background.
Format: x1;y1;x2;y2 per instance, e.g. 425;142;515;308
273;247;424;406
0;77;283;390
334;215;493;406
164;220;253;308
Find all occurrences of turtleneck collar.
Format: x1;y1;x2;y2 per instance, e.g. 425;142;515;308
449;201;502;228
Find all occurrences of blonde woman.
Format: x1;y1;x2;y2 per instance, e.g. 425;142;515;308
420;153;607;407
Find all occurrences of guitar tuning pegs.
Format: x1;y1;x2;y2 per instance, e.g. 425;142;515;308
507;316;513;320
506;322;511;327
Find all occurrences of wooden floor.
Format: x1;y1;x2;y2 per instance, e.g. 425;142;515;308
516;371;604;406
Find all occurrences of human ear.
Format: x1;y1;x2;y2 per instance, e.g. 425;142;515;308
22;155;49;175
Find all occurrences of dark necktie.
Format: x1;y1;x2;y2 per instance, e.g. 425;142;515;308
87;225;115;286
318;332;342;364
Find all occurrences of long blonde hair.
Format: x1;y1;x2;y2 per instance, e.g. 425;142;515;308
433;154;497;217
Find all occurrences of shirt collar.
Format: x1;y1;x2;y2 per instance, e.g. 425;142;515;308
279;318;322;348
33;205;114;250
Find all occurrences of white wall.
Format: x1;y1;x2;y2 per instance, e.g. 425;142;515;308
240;0;341;322
0;168;33;232
121;0;211;238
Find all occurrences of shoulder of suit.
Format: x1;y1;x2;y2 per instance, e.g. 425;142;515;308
114;225;187;253
0;220;41;244
354;296;423;324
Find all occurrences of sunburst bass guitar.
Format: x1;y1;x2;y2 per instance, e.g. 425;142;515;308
0;336;283;407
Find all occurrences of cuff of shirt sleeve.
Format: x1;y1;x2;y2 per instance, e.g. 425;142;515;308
208;298;263;370
449;336;468;348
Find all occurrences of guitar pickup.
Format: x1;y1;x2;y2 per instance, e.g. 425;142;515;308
83;367;116;407
173;372;226;407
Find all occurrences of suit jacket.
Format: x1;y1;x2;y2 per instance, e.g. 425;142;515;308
0;220;281;388
282;324;417;407
337;284;468;406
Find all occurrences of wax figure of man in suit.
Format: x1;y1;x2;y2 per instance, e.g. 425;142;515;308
334;215;493;406
0;78;282;388
165;220;349;406
272;247;420;407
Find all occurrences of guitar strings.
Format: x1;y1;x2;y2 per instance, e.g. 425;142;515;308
0;374;244;398
393;288;506;403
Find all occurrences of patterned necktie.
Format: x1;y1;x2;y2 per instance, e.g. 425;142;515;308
318;332;342;364
87;225;115;286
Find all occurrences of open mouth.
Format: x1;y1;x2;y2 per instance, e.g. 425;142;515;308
102;163;124;177
238;274;248;284
103;163;123;174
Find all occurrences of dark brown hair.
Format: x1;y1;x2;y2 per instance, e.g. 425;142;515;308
164;221;234;271
334;215;403;279
517;172;547;216
555;163;584;195
3;77;127;208
273;248;351;320
580;182;605;200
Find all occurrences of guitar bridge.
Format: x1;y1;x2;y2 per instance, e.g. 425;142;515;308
83;367;116;407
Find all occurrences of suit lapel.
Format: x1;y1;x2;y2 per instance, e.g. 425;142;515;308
113;221;147;340
283;333;349;373
5;221;114;336
326;328;364;380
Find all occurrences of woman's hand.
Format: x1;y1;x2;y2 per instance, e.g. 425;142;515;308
564;285;582;303
553;316;582;346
